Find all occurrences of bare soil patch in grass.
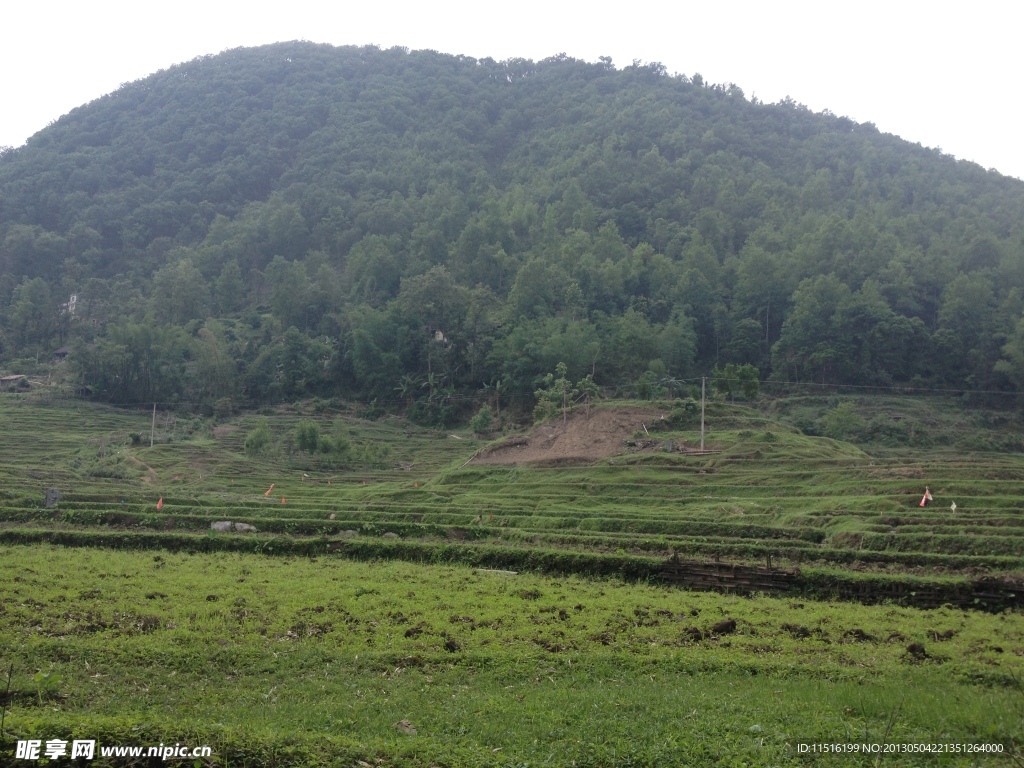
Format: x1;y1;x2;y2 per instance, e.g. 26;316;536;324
472;406;689;466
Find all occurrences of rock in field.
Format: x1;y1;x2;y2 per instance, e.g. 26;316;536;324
210;521;258;533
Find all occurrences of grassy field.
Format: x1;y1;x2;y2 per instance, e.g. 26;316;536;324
2;547;1022;766
1;391;1023;765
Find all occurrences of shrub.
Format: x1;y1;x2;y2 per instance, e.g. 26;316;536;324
214;397;233;420
469;404;493;434
822;401;863;440
244;419;273;457
330;419;351;456
295;420;320;453
648;400;699;431
865;415;931;447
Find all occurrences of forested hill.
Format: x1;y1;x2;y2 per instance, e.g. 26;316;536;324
2;41;1023;415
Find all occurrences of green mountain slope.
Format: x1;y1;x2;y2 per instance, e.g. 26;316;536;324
2;42;1023;412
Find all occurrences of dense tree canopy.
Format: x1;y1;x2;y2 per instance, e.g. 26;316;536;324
1;42;1023;415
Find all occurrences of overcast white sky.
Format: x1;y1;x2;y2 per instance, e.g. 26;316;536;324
3;1;1021;180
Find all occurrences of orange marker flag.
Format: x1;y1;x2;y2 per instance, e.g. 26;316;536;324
156;497;164;510
264;483;275;496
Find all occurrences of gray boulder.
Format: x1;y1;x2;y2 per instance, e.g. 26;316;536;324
210;521;257;533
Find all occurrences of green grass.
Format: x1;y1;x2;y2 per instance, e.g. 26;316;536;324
2;392;1024;765
2;546;1022;766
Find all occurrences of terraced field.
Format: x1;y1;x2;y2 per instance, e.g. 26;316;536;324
1;392;1023;765
4;395;1023;583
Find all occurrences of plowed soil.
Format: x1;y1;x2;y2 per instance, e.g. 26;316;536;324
471;406;674;466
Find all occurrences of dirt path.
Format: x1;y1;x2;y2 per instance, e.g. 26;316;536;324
127;455;159;484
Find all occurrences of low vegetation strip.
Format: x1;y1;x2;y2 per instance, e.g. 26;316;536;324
0;505;828;542
2;526;1020;612
0;527;662;580
6;515;1024;572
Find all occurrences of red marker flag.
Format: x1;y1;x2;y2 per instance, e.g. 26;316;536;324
156;497;164;510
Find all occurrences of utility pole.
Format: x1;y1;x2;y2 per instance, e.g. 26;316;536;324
700;377;706;451
150;403;156;448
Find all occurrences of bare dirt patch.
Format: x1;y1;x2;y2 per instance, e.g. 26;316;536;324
472;406;679;466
